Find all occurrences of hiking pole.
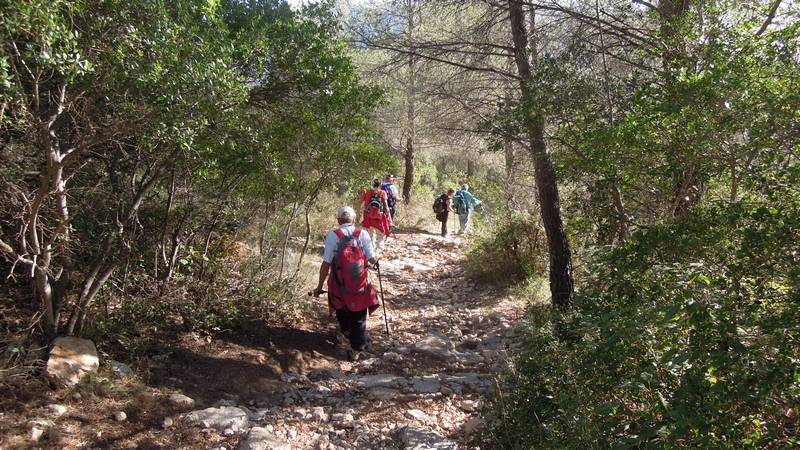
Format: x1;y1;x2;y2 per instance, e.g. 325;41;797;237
376;263;390;336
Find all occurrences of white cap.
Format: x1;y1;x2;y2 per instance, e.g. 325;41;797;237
337;206;356;221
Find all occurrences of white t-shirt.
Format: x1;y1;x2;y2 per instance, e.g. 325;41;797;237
322;224;375;264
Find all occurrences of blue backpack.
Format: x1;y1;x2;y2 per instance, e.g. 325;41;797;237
381;183;396;208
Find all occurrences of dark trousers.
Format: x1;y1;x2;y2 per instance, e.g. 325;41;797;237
440;211;449;236
335;308;368;350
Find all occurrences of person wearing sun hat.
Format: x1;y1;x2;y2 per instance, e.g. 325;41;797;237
314;206;380;360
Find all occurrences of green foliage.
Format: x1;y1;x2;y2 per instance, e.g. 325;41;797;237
0;0;390;342
466;214;547;285
487;6;800;449
492;159;800;448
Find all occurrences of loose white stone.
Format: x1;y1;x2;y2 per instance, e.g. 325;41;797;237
46;404;68;416
30;427;45;442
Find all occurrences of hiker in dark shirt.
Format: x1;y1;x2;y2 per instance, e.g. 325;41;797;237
433;188;456;237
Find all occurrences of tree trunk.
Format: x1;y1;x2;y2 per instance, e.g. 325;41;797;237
403;137;414;203
509;0;575;309
199;209;222;281
279;201;300;279
294;199;315;278
504;140;517;211
596;0;628;243
402;0;416;205
159;169;177;270
659;0;703;217
66;171;161;335
466;159;476;178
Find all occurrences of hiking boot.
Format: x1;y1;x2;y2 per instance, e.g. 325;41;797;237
362;336;373;352
358;338;373;353
334;330;350;347
346;349;362;362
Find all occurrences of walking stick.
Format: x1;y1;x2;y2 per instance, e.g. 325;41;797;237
376;263;390;336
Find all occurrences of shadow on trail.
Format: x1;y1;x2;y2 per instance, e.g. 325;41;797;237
145;323;341;405
390;225;436;235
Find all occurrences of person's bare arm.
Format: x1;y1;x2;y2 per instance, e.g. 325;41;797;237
314;262;330;296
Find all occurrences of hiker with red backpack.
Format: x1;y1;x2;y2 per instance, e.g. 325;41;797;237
433;188;456;237
360;178;392;253
314;206;380;361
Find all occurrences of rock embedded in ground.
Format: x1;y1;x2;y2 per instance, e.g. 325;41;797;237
110;360;134;379
410;376;441;394
397;426;458;450
356;373;402;389
311;406;329;422
383;351;403;363
368;387;400;401
412;335;456;360
185;406;249;432
45;337;99;387
331;412;355;428
168;393;196;409
404;409;435;426
114;411;127;422
237;427;292;450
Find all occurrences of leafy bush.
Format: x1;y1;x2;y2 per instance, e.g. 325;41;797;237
466;214;547;285
85;257;309;348
492;179;800;448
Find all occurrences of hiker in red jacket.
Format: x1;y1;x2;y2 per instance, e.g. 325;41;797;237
314;206;380;361
360;178;392;254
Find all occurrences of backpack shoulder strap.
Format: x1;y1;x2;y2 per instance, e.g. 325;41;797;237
353;228;362;238
333;228;346;239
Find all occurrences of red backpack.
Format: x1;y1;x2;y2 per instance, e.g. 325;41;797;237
328;228;378;313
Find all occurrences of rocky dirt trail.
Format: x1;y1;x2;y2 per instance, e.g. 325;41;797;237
4;231;525;450
179;231;526;450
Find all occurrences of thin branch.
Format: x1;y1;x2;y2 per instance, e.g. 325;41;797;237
756;0;783;36
357;36;521;80
632;0;657;12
